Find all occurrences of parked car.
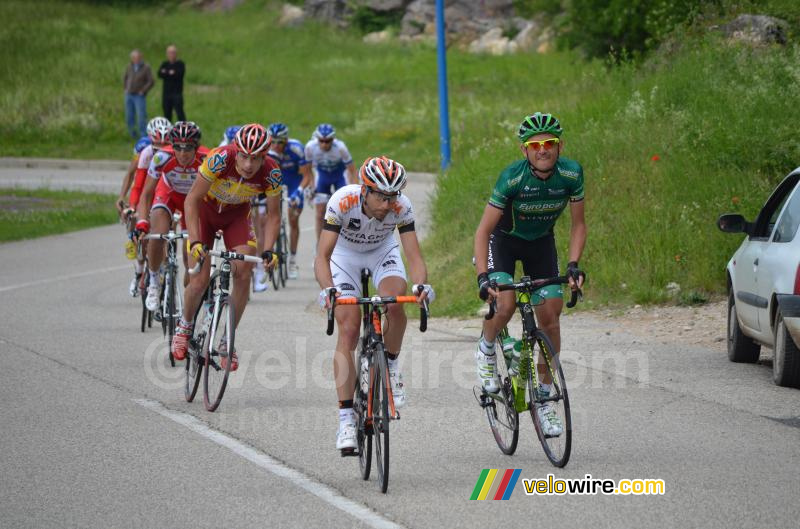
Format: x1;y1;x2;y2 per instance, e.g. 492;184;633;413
718;168;800;388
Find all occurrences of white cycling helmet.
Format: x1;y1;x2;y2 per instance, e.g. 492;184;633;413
147;117;172;142
359;156;407;194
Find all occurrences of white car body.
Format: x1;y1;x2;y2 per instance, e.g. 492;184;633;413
720;168;800;387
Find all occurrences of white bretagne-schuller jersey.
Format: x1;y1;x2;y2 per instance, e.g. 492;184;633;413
304;138;353;177
147;150;197;194
136;144;157;171
323;184;415;252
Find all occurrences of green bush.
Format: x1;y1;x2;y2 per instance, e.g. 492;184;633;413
349;5;404;34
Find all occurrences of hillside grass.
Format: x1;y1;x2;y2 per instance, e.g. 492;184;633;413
0;188;118;242
2;0;799;312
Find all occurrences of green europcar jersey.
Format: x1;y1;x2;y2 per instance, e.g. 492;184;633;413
489;157;584;241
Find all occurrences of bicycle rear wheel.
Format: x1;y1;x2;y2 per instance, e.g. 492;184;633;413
184;299;206;402
372;344;390;493
485;348;519;455
203;298;235;412
529;330;571;467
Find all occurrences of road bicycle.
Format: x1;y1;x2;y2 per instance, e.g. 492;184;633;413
185;246;265;411
476;275;582;467
325;269;428;493
144;214;186;367
268;188;289;290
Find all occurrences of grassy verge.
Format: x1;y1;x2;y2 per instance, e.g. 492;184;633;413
0;189;118;242
2;0;799;312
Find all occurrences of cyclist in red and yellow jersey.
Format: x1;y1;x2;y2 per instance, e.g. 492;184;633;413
172;124;283;370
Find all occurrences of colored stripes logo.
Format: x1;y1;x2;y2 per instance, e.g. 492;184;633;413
470;469;522;500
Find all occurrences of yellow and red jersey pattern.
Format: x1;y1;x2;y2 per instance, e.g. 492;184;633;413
199;144;282;207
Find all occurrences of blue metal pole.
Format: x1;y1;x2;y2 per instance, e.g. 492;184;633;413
435;0;451;170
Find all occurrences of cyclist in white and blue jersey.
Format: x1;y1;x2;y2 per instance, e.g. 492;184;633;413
218;125;242;147
304;123;357;242
266;123;312;279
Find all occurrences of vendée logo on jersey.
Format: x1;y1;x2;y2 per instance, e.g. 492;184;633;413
470;469;522;501
208;151;227;173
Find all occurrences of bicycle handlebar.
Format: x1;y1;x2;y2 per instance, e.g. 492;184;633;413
325;288;429;336
188;249;263;275
144;232;188;241
485;275;583;320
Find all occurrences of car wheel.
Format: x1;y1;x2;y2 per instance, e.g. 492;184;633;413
727;290;760;363
773;311;800;388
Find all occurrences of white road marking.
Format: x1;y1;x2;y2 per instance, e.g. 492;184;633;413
0;264;131;293
133;398;405;529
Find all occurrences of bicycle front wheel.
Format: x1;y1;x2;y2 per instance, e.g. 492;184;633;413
140;272;149;333
372;344;390;493
529;330;572;467
279;228;288;287
184;298;205;402
356;346;372;480
165;270;176;367
203;298;235;412
485;349;519;455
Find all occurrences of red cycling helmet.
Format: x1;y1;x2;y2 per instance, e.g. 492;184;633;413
234;123;270;155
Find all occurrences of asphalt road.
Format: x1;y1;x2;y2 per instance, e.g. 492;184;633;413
1;162;799;528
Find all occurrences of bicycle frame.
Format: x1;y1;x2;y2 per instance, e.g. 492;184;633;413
485;276;578;412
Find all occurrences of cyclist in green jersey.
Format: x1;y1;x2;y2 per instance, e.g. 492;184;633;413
473;112;586;436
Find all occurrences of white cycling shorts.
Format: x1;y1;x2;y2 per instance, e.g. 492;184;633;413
330;243;406;297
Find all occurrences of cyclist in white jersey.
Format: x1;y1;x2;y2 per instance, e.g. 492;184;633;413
315;156;434;450
304;123;357;242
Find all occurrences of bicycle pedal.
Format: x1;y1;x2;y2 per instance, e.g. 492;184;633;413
393;411;401;420
340;448;358;457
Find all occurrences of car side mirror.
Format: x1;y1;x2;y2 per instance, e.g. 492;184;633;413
717;213;750;234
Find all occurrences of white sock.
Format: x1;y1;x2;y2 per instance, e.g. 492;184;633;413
149;270;159;285
134;261;144;274
289;253;296;264
479;336;496;355
540;383;553;394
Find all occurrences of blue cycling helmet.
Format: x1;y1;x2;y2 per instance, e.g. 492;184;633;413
225;125;242;142
313;123;336;141
269;122;289;141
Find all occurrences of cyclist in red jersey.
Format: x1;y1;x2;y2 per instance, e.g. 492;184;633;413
172;123;283;370
134;121;208;312
118;117;171;297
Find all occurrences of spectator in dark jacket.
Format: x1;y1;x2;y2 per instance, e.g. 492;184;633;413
123;49;155;139
158;45;186;122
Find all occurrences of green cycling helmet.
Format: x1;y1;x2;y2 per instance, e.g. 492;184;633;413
518;112;563;142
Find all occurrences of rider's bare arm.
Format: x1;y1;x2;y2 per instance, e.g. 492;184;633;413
345;162;357;185
118;157;138;209
314;229;339;289
567;199;586;289
260;194;281;255
136;174;158;222
567;199;586;265
299;163;313;190
399;230;428;287
184;176;212;250
473;204;503;276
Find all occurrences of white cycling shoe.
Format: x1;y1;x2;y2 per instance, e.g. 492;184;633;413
537;402;563;437
336;420;357;450
475;347;500;394
129;273;141;297
288;263;299;279
253;269;268;293
145;283;160;312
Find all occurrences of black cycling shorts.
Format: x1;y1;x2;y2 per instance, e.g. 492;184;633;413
487;230;559;283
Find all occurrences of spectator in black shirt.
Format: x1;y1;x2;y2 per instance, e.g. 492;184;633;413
158;45;186;121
